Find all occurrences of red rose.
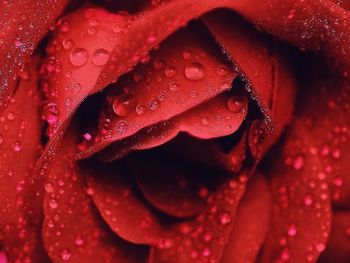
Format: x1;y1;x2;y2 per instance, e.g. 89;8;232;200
0;0;350;262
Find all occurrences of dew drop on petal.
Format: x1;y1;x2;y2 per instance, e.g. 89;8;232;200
113;96;134;117
184;62;205;81
60;249;71;261
287;223;298;237
293;155;304;170
49;199;58;209
45;183;54;193
147;35;156;43
43;103;59;125
88;26;97;35
220;212;231;225
304;193;314;206
13;141;22;152
201;117;209;126
7;112;15;121
62;39;73;50
182;50;192;60
92;48;110;67
149;99;159;111
216;64;228;76
315;243;326;252
164;66;176;78
227;97;245;113
115;120;128;134
153;58;164;70
135;104;146;115
70;47;88;67
169;82;179;91
75;235;84;246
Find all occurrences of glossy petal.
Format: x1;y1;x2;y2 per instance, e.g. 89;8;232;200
318;211;350;263
260;123;332;263
0;60;48;262
220;173;271;263
42;126;148;263
0;0;67;109
149;172;248;263
290;62;350;209
86;161;169;245
79;25;237;158
41;7;130;137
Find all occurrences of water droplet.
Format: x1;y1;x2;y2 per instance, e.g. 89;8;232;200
88;26;97;35
164;66;176;78
147;35;156;43
115;120;128;134
62;39;73;50
45;183;54;193
60;249;71;261
135;104;146;115
201;117;209;126
332;148;341;159
153;58;164;69
169;82;179;91
304;193;314;206
287;223;298;237
184;62;205;81
7;112;15;120
113;96;134;117
70;47;88;67
149;99;159;111
216;64;228;76
43;103;59;125
75;235;84;246
202;248;211;257
92;48;110;67
227;97;245;113
182;50;192;60
113;24;122;33
86;187;95;195
293;155;304;170
13;141;22;152
0;135;3;145
315;242;325;252
49;199;58;209
220;212;231;225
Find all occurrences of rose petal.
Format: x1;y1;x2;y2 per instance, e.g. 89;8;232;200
79;25;237;158
41;7;130;136
149;172;248;262
91;84;247;161
0;59;48;262
130;149;221;218
203;10;297;160
203;10;274;115
98;0;350;92
220;173;271;263
318;211;350;263
86;161;169;245
0;0;67;109
87;161;248;259
260;123;332;263
42;125;148;262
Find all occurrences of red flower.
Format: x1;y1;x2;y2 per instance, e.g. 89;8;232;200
0;0;350;262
